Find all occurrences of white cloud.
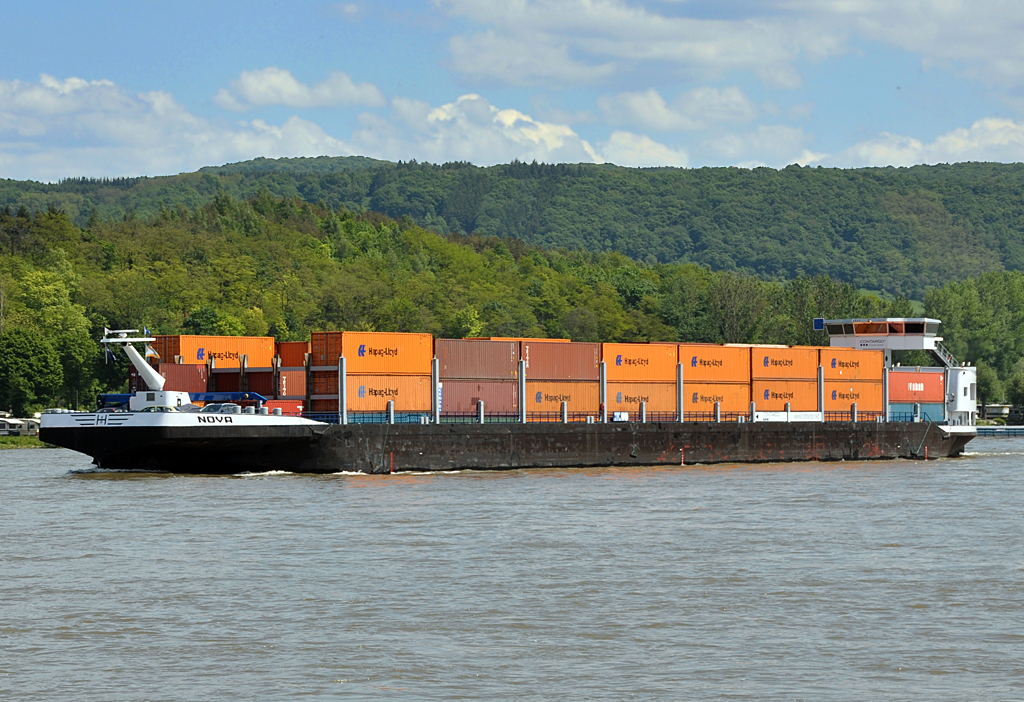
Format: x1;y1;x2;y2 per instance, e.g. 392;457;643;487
832;117;1024;167
599;86;758;131
0;75;352;181
214;67;386;110
702;124;825;167
599;131;688;167
448;30;617;86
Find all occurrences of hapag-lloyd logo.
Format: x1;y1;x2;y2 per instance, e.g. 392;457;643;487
832;358;860;369
693;356;723;368
764;388;794;401
615;354;649;367
196;348;240;362
764;356;794;368
692;391;724;404
358;344;399;358
537;392;571;403
833;389;861;401
358;385;399;398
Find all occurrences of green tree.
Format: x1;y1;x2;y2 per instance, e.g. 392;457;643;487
0;327;63;416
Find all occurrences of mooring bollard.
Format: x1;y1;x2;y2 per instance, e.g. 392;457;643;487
640;400;646;423
387;400;394;425
561;401;568;424
714;401;721;423
478;400;485;425
852;402;858;423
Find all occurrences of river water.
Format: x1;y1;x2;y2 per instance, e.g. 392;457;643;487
2;440;1022;700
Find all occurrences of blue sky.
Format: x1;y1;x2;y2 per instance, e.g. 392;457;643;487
3;0;1024;180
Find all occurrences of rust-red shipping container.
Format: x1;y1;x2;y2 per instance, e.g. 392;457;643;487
602;343;677;382
310;331;343;366
521;341;599;380
819;348;884;381
685;382;751;414
213;372;240;393
888;369;946;403
436;339;519;379
525;381;600;412
751;346;819;380
679;344;751;383
607;382;676;413
309;398;337;412
752;380;819;411
824;380;883;412
441;380;518;413
310;370;337;396
278;370;306;398
157;363;208;393
276;340;310;368
247;371;274;397
266;399;304;415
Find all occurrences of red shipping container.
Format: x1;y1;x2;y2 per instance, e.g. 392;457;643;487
213;372;240;393
521;341;600;380
266;400;304;415
276;341;310;368
247;371;274;397
888;370;946;403
310;371;337;395
309;399;338;412
436;339;519;379
310;331;343;366
278;370;306;398
157;363;208;393
441;380;518;413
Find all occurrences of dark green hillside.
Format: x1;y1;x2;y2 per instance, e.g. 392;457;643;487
4;158;1024;297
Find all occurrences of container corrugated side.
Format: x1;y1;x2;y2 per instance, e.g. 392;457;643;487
441;380;518;413
607;382;676;413
685;382;751;414
347;374;431;412
824;380;883;412
602;343;677;382
751;380;819;411
819;348;883;381
214;373;240;393
247;372;274;397
278;370;306;398
311;331;343;366
751;346;819;380
342;332;433;375
175;336;275;369
436;339;519;379
266;399;304;415
310;370;337;396
157;363;208;393
521;341;600;380
679;344;751;383
276;341;310;368
888;370;946;403
525;381;600;413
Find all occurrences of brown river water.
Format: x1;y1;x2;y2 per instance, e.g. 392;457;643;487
2;439;1022;700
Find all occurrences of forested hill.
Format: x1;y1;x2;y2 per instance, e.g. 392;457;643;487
4;158;1024;297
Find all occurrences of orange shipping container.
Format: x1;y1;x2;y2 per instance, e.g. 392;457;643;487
525;381;600;413
888;370;946;403
752;380;819;411
347;374;432;412
819;348;883;381
343;332;433;375
825;380;883;412
607;382;677;413
603;343;677;382
159;335;275;369
685;383;751;414
276;341;310;368
679;344;751;383
278;370;306;398
751;346;819;380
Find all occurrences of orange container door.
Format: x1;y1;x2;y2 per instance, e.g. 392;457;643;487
679;344;751;383
751;380;819;411
607;382;677;413
825;381;883;412
524;381;600;413
888;370;946;403
751;347;819;380
685;383;751;414
820;348;884;381
341;332;433;375
346;375;432;412
602;343;678;382
278;370;307;398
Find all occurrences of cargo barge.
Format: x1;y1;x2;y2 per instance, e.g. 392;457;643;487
40;320;978;474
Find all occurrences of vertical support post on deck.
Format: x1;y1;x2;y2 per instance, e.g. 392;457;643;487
338;355;347;425
677;362;684;423
600;360;607;424
519;359;527;424
432;357;440;425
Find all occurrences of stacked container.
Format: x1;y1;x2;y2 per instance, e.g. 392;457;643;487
275;340;309;400
678;344;751;417
888;366;946;421
819;348;884;416
521;341;600;416
603;343;678;416
151;335;275;368
436;339;519;414
750;346;819;412
309;331;433;413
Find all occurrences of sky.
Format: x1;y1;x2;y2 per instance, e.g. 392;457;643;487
3;0;1024;181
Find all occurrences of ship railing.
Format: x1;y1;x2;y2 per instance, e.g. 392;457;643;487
887;410;945;423
823;411;884;422
932;340;959;368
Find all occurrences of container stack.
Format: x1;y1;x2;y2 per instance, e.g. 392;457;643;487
678;344;752;419
750;346;819;412
819;348;884;418
150;335;275;394
275;340;308;400
603;343;678;419
436;339;519;415
309;331;433;415
888;366;946;421
521;341;600;418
